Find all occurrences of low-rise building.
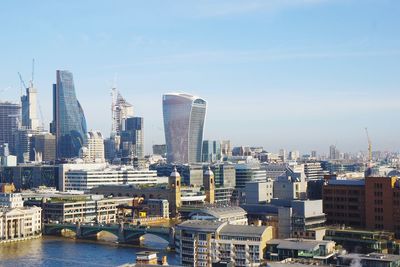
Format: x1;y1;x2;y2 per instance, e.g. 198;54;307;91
337;253;400;267
266;238;335;264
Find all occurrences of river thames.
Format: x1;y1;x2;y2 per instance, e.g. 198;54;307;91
0;236;179;267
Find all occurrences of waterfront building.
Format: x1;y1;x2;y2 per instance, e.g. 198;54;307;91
52;70;87;159
266;238;335;264
0;102;20;153
175;220;272;266
162;93;207;164
91;167;182;217
146;199;169;219
188;206;248;225
0;193;42;242
81;131;105;163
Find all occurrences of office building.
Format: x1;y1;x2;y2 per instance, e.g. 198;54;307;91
64;165;160;192
235;161;267;189
221;140;232;158
52;70;87;159
0;102;20;153
81;131;105;163
202;140;221;163
151;163;204;186
21;85;39;130
329;145;339;160
163;93;207;164
111;89;134;136
175;220;272;266
323;177;366;228
273;166;307;200
14;128;36;163
188;206;248;225
245;181;273;204
121;117;144;159
30;133;56;162
152;144;166;156
1;164;59;190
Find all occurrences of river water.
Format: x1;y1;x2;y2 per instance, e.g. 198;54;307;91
0;235;179;267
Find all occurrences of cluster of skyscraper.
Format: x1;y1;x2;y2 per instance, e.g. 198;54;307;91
1;69;214;166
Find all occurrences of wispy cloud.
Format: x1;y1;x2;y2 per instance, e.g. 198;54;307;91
186;0;329;18
101;48;400;69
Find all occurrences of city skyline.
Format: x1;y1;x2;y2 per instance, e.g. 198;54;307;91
0;0;399;154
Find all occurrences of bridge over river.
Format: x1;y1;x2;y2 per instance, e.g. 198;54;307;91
43;223;175;248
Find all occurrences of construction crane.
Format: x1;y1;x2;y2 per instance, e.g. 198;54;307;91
365;127;372;168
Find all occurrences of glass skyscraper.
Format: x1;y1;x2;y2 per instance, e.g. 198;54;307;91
163;93;207;163
52;70;87;159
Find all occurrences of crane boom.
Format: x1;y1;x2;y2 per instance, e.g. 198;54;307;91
365;127;372;167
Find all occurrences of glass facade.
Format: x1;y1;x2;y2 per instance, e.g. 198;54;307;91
54;70;87;159
163;93;207;163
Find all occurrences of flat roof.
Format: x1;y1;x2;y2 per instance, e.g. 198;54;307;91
176;220;225;232
268;239;334;251
219;224;268;237
338;253;400;262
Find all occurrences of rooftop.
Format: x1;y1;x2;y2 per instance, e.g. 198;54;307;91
338;253;400;262
268;239;334;251
176;220;225;232
189;206;247;219
219;224;268;237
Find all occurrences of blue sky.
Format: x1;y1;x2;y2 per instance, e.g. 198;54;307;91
0;0;399;155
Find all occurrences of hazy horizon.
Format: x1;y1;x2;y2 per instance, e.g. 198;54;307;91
1;0;399;154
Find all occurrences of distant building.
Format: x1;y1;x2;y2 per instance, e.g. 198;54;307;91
152;144;166;156
202;140;221;163
52;70;87;159
245;181;273;204
0;102;20;154
21;85;40;131
111;89;134;136
221;140;232;158
163;93;207;164
235;162;266;189
81;131;105;163
151;163;204;186
121;117;144;159
31;133;56;162
273;167;307;200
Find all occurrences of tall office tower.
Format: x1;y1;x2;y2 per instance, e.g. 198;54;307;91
0;102;21;153
111;88;134;136
163;93;207;164
30;133;56;162
221;140;232;157
202;140;222;163
329;145;339;160
279;148;287;162
52;70;87;159
21;85;39;130
120;117;144;159
81;131;105;163
14;128;37;163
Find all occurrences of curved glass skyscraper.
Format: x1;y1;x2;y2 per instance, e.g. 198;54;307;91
163;93;207;163
52;70;87;159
